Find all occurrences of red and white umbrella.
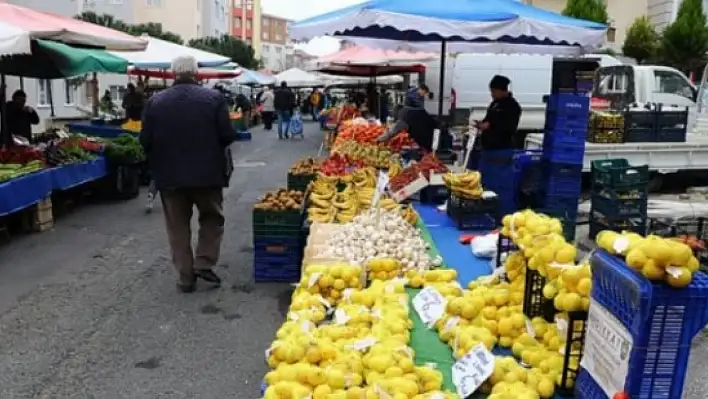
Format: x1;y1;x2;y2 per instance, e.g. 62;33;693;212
0;3;147;56
309;45;436;76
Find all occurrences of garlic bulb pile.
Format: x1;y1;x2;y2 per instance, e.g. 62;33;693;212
322;209;442;271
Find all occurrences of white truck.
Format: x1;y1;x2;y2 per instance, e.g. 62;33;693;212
524;64;708;182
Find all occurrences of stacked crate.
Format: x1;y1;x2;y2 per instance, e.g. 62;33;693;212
538;93;590;242
589;159;649;239
252;207;304;282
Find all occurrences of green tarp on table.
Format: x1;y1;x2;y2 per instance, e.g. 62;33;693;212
0;39;128;78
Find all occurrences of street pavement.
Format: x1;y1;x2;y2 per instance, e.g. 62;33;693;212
0;122;323;398
0;122;706;398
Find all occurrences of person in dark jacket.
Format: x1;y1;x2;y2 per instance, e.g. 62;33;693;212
273;81;296;139
405;84;429;109
475;75;522;151
140;55;238;293
122;83;145;121
5;90;39;142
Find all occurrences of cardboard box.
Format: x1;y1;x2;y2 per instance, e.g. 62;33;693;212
389;173;429;202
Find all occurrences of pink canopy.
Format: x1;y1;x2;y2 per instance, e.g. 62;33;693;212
0;3;147;56
310;46;436;77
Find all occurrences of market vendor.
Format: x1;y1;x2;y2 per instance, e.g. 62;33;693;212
474;75;522;152
5;90;39;142
376;83;431;146
122;83;145;121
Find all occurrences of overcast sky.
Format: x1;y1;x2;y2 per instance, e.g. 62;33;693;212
261;0;365;55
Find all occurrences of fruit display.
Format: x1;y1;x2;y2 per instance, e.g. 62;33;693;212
290;157;322;176
443;171;483;199
675;234;707;251
319;153;364;177
0;160;45;183
417;154;449;179
263;279;457;398
306;169;378;223
333;141;401;169
335;122;386;145
541;261;592;313
588;111;624;143
121;119;142;132
300;262;365;305
254;189;304;211
388;165;423;193
400;204;419;225
596;230;699;287
386;131;417;152
0;147;45;165
320;209;442;271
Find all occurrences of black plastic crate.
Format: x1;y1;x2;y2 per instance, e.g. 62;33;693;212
590;159;649;190
495;233;519;268
591;188;648;218
656;127;687;143
588;212;647;239
522;268;555;322
420;185;448;204
624;110;655;130
624;127;655;142
449;194;500;214
447;208;497;230
287;173;315;191
648;217;708;273
253;208;303;238
656;108;688;129
557;311;588;396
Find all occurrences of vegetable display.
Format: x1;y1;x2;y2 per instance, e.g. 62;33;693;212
0;160;44;183
417;154;448;179
0;147;45;165
102;134;145;165
45;142;97;166
388;165;423;193
332;141;400;169
319;154;364;177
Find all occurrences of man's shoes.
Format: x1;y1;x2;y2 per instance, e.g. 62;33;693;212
177;283;196;293
195;269;222;285
145;193;154;214
284;134;290;139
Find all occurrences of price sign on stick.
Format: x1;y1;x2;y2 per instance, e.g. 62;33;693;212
462;129;477;172
432;128;441;152
412;286;447;326
452;343;495;398
373;170;389;226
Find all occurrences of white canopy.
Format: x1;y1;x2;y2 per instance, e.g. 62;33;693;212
110;34;231;69
275;68;325;88
0;21;29;56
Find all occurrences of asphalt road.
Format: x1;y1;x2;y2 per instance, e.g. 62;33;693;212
0;122;323;398
0;122;706;398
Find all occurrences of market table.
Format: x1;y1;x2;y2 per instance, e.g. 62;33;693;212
67;122;137;139
50;157;108;191
0;169;53;217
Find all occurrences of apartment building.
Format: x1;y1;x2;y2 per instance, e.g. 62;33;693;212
260;14;289;73
6;0;228;130
648;0;708;30
232;0;263;56
524;0;647;49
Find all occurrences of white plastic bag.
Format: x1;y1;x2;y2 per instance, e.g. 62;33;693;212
470;233;499;258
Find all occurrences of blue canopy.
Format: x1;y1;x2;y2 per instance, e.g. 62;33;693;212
292;0;607;51
235;69;276;86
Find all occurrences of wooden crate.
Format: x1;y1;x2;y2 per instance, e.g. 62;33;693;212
31;198;54;232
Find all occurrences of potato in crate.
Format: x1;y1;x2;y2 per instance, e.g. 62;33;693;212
252;189;304;237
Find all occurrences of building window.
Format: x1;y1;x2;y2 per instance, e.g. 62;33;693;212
147;0;161;5
234;18;241;28
263;18;269;26
263;44;270;52
275;46;282;54
275;33;282;41
64;80;76;105
263;31;269;40
246;19;252;30
37;79;50;107
109;85;125;102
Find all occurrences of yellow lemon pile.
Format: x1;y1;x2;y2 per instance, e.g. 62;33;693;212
596;230;699;287
501;210;564;244
541;262;592;313
367;258;402;280
405;269;460;294
299;263;364;305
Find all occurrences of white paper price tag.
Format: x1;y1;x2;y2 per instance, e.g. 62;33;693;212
432;128;441;151
412;287;447;327
452;343;495;398
372;170;390;207
429;173;445;186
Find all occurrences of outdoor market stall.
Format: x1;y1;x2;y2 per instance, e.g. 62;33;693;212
275;68;327;88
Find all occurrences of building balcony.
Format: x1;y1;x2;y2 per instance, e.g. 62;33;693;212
232;8;254;18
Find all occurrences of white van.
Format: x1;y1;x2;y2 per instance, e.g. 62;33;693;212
423;54;623;130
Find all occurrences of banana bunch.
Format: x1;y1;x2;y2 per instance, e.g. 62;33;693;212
400;204;419;225
352;167;376;188
332;186;359;223
356;187;376;209
388;162;403;178
307;180;338;223
442;171;484;199
378;197;400;213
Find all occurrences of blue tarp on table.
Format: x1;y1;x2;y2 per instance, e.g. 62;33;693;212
50;157;108;191
0;170;53;216
67;122;136;139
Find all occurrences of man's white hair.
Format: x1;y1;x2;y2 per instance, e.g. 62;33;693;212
171;55;199;78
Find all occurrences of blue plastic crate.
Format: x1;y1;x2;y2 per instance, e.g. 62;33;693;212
254;255;301;282
254;236;303;258
576;251;708;399
542;193;580;214
547;93;591;116
542;162;583;196
543;126;588;147
542;140;586;165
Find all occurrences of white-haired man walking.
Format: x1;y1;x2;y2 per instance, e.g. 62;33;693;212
140;55;238;293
